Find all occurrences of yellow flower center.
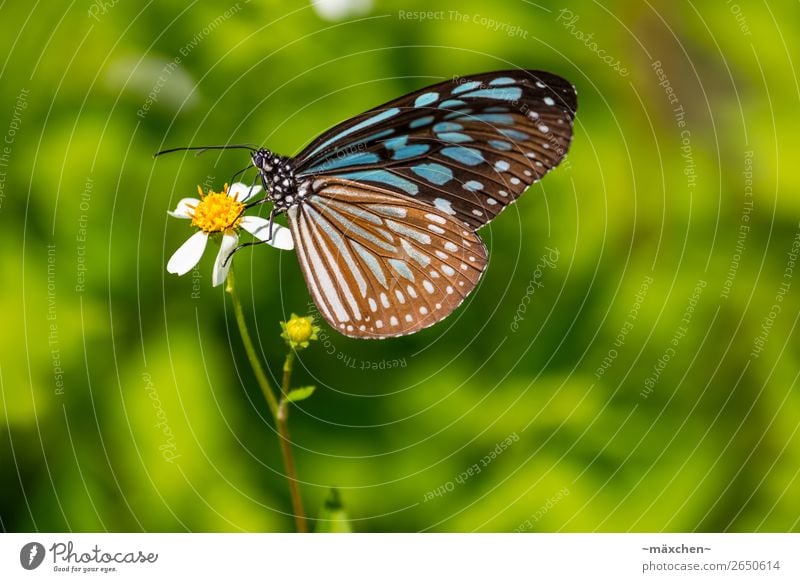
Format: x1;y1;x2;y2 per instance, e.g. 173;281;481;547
285;316;314;343
281;314;319;349
189;184;244;233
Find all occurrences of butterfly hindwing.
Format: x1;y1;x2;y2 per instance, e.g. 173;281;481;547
293;70;577;229
286;177;488;338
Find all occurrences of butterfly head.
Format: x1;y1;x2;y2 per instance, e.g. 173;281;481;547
252;148;298;209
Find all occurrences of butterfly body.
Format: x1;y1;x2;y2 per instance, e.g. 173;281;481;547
251;149;298;207
245;70;576;339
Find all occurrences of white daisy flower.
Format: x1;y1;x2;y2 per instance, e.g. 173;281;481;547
312;0;372;21
166;182;293;286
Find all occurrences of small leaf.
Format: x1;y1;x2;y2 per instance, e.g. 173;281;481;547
286;385;316;403
316;488;352;533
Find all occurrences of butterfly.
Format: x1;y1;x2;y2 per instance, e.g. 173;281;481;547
161;70;577;339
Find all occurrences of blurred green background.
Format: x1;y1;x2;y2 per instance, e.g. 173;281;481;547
1;0;799;532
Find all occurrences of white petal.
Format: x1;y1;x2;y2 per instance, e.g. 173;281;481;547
167;231;208;276
167;198;199;219
213;231;239;287
229;182;262;202
239;216;270;239
240;217;295;250
268;225;294;250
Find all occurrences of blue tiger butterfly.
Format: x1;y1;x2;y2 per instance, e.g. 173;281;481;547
160;70;577;339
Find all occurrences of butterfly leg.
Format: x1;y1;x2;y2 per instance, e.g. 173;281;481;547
243;192;285;213
221;238;275;267
223;207;280;267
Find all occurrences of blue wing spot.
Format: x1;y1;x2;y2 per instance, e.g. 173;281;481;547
489;77;516;86
437;132;473;143
433;197;456;215
433;122;463;132
444;109;473;120
461;87;523;101
485;106;510;113
409;115;435;129
494;160;510;172
307;107;401;156
441;146;484;166
452;80;482;94
392;144;430;160
384;135;409;149
439;99;466;109
499;128;530;140
353;129;394;144
305;152;380;173
336;170;419;195
463;180;483;192
415;92;439;107
411;163;454;185
489;140;513;151
471;114;515;125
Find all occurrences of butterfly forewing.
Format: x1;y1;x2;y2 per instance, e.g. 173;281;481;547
293;70;577;229
287;178;488;338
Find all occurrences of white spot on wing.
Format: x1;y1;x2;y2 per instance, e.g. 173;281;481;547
425;213;447;225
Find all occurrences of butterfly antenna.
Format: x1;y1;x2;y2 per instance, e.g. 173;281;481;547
153;144;257;158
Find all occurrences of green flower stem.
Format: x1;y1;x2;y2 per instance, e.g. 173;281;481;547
277;349;307;532
282;350;295;395
226;269;308;533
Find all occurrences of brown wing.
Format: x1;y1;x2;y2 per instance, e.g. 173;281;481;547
286;178;488;338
